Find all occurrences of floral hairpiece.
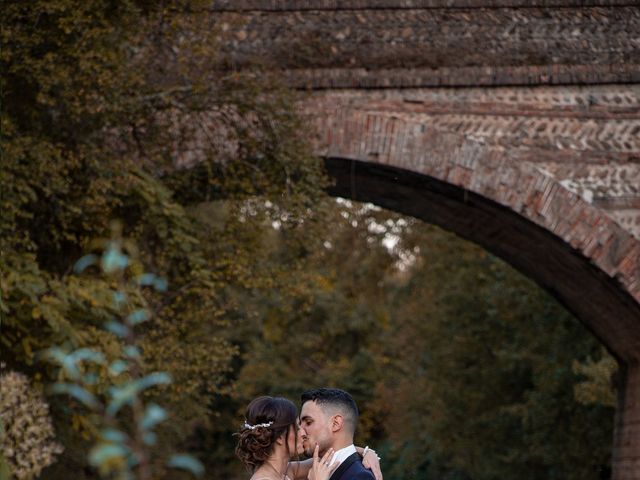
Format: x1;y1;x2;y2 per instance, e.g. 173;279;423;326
243;420;273;430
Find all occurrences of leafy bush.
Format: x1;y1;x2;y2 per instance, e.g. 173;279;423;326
45;232;203;480
0;370;63;479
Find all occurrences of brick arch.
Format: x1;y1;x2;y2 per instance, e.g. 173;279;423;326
312;111;640;478
324;158;640;359
313;111;640;359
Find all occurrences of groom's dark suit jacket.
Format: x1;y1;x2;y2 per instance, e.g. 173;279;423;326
329;453;375;480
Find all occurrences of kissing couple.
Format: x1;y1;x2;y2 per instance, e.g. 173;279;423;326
235;388;383;480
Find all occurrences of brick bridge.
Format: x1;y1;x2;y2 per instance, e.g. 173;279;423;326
211;2;640;477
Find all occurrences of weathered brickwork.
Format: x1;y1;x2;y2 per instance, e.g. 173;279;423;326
614;364;640;479
280;64;640;89
302;102;640;310
211;2;640;477
213;0;637;9
213;6;640;87
302;86;640;238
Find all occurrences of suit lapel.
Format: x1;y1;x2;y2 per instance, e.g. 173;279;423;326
329;452;360;480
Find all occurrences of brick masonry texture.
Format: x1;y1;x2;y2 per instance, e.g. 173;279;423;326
212;0;639;10
209;3;640;477
301;86;640;238
614;364;640;479
300;93;640;311
213;7;640;87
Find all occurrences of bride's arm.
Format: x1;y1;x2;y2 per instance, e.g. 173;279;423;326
355;447;382;480
286;458;313;480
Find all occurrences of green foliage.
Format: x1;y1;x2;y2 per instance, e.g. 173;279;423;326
0;370;64;479
45;237;203;480
361;219;614;480
2;1;325;478
0;451;9;480
573;351;617;407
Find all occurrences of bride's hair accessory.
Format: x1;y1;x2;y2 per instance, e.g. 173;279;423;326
243;420;273;430
236;397;297;469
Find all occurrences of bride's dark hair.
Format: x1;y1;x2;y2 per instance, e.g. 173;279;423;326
235;396;298;470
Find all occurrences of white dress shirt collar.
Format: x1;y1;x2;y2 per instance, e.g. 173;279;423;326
331;444;357;466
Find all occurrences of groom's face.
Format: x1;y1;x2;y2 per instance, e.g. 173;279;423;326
299;400;332;456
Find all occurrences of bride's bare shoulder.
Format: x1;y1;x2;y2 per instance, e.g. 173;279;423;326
250;471;293;480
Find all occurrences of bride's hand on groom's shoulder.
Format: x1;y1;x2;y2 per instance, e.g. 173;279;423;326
362;448;383;480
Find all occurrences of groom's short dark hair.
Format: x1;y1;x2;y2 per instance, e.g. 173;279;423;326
301;388;359;434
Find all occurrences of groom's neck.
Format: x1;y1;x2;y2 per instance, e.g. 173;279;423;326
332;436;354;451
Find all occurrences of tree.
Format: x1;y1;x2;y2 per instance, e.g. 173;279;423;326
2;2;325;478
373;222;615;480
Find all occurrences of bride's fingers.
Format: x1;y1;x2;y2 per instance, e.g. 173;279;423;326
319;447;334;467
363;451;382;480
313;444;320;464
370;462;383;480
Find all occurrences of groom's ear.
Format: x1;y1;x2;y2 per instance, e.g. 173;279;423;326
331;414;344;432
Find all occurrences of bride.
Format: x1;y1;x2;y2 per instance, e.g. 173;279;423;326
235;396;382;480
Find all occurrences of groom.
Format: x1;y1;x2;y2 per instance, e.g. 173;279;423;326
299;388;376;480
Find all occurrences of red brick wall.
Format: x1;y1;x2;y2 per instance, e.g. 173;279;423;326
614;363;640;480
212;6;640;88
